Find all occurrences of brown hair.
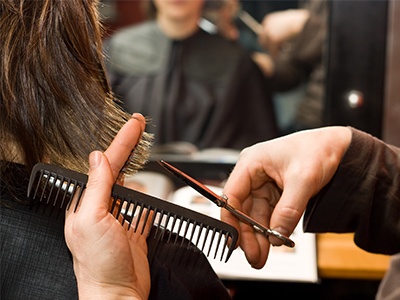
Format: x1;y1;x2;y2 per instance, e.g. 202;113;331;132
0;0;151;184
141;0;157;19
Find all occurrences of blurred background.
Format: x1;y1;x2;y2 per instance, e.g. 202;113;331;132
98;1;399;299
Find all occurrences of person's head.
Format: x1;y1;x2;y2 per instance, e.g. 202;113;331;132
144;0;205;22
0;0;151;184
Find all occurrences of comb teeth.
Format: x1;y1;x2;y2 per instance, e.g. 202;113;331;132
28;165;87;217
28;163;238;262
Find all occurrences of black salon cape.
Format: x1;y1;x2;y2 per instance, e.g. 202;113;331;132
0;162;230;300
105;21;279;150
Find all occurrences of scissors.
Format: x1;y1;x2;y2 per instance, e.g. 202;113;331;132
158;160;295;248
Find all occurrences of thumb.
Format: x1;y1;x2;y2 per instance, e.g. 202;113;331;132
78;151;114;215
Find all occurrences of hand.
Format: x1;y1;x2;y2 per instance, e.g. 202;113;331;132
221;127;352;269
258;9;310;58
251;52;274;77
216;0;240;40
64;114;151;300
204;0;240;40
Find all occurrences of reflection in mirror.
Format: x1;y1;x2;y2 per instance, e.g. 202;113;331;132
100;0;330;156
101;0;284;153
382;0;400;147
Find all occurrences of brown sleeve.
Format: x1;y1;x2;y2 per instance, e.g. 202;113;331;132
304;127;400;255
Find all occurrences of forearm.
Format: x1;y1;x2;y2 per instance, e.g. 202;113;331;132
304;127;400;254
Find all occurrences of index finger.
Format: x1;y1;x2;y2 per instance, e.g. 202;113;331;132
222;151;272;224
221;161;252;234
104;113;146;181
221;159;272;269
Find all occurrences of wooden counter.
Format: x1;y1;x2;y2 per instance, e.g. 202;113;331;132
317;233;391;280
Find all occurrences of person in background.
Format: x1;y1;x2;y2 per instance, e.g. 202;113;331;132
0;1;230;299
221;126;400;299
105;0;279;150
202;0;326;134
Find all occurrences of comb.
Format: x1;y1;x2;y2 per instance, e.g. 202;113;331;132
27;163;238;262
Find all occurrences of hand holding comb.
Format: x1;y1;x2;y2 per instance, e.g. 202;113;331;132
27;163;239;262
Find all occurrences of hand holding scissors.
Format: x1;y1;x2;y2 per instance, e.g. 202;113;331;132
158;160;295;248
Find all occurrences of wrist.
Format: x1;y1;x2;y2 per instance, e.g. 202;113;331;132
77;283;145;300
329;126;352;160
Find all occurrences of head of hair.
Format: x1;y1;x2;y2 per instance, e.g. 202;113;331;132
0;0;152;199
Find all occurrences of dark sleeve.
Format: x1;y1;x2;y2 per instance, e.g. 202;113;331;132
304;127;400;255
271;0;328;92
201;52;280;149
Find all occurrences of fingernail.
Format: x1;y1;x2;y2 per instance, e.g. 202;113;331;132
89;151;102;170
131;113;145;132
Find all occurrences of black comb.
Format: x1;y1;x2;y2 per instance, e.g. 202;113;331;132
27;163;238;262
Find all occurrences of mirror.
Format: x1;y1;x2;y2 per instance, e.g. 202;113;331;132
99;0;399;148
325;0;387;139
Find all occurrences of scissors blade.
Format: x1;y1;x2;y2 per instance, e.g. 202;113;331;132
158;160;295;248
158;160;225;206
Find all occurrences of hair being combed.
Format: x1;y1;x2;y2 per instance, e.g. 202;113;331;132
0;0;152;180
